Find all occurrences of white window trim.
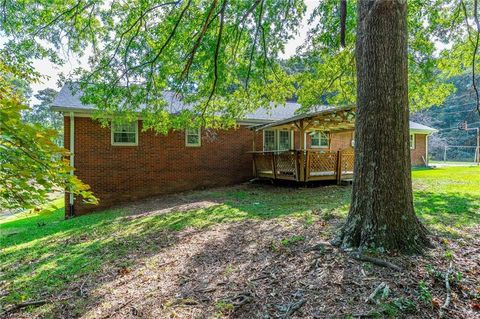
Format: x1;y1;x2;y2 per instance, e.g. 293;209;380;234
410;133;415;150
111;121;138;146
277;130;292;151
310;131;329;149
185;127;202;147
263;129;276;151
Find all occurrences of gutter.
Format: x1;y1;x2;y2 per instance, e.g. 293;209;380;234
409;129;438;135
52;107;275;127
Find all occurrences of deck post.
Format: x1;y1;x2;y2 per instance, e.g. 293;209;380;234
271;152;277;179
252;133;257;177
294;150;300;181
336;150;343;185
305;150;310;182
299;120;305;182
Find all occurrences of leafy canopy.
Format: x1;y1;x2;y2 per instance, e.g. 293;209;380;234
0;0;477;130
0;62;96;209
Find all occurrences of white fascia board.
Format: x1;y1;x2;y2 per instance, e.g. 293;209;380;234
409;128;438;135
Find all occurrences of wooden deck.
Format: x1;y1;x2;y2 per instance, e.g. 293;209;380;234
252;150;354;183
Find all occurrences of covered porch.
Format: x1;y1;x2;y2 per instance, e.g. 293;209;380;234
250;106;356;184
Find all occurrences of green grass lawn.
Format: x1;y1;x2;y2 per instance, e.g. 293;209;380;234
1;166;479;314
413;166;480;235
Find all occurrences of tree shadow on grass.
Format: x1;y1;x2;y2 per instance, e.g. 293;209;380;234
3;184;478;317
0;209;181;313
75;218;340;318
0;183;352;317
76;216;445;318
1;183;351;250
414;191;480;236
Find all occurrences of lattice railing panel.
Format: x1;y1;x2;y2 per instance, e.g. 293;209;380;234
340;151;354;173
309;151;337;173
254;153;273;173
274;151;297;177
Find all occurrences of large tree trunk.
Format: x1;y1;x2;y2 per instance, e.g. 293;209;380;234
337;0;431;253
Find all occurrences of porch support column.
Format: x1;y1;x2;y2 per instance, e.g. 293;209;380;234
68;112;75;218
298;119;305;182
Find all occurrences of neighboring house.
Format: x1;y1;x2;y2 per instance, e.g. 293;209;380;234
52;84;437;216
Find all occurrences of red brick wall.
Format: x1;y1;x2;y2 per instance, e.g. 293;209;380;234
65;116;255;215
302;130;354;150
253;130;264;151
411;133;427;166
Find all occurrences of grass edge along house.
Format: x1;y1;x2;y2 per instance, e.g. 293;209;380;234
52;84;437;216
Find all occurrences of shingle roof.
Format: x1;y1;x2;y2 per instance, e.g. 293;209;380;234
245;102;299;121
52;83;189;114
52;84;438;132
52;84;304;120
409;121;438;132
52;83;92;109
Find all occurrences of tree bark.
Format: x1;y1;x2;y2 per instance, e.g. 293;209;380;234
337;0;431;253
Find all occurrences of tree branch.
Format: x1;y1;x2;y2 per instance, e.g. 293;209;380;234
246;0;264;91
34;0;95;37
340;0;347;47
98;1;179;73
181;0;219;81
439;261;453;318
473;0;480;116
202;0;228;120
231;0;262;62
2;0;7;24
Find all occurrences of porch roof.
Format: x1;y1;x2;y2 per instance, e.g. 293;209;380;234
252;105;356;132
252;106;438;135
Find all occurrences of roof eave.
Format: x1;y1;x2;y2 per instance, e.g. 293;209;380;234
254;105;356;131
410;128;438;134
51;106;94;113
52;106;275;126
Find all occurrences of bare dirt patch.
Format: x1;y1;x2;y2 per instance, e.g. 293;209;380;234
3;181;479;318
28;218;478;319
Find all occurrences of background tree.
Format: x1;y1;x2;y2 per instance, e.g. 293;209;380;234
0;62;96;210
23;88;62;132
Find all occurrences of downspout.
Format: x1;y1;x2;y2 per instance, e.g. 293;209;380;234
68;112;75;218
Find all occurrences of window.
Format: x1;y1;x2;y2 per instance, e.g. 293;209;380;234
310;131;329;148
186;128;201;147
264;130;276;151
278;130;291;150
263;130;292;151
410;134;415;149
111;121;138;146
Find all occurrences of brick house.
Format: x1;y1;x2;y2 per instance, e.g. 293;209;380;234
52;85;437;216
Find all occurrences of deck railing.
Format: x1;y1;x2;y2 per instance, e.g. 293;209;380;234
251;149;354;183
